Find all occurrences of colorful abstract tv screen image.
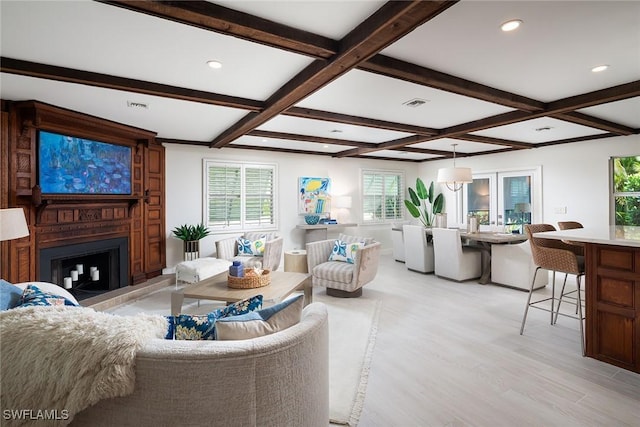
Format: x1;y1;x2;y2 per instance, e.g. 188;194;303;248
38;130;132;195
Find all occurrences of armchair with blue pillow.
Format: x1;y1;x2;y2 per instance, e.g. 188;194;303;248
215;231;283;271
306;233;381;298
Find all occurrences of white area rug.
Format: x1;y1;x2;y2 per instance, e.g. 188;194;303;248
106;285;381;426
314;291;381;426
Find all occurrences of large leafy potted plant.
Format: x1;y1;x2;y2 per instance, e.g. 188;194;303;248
404;178;444;227
172;223;211;260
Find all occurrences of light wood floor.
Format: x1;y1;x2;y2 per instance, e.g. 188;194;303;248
356;256;640;427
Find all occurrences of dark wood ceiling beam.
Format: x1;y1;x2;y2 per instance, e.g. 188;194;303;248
360;54;546;112
393;146;448;156
285;107;438;135
453;134;534;149
99;0;337;59
247;129;377;148
535;132;619;147
210;0;457;148
546;80;640;112
337;134;437;157
551;111;635;135
0;57;264;111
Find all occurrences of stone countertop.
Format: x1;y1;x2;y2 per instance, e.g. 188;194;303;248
533;226;640;248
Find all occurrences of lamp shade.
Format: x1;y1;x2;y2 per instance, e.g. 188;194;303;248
436;167;473;185
333;196;352;209
0;208;30;241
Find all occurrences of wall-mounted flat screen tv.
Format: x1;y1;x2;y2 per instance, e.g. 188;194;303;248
38;130;132;195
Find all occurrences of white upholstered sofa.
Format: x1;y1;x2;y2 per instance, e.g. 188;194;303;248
71;302;329;426
8;282;329;426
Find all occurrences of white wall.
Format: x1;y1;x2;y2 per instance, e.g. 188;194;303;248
418;134;639;229
165;135;638;269
164;144;420;268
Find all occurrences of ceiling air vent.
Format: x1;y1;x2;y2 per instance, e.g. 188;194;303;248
402;98;429;108
127;101;149;110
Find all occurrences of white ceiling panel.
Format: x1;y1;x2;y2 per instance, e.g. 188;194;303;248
257;115;412;143
578;98;640;129
212;0;385;39
0;74;247;142
471;117;608;144
232;135;352;153
361;150;433;161
408;138;509;153
297;69;514;128
383;1;640;102
0;0;313;100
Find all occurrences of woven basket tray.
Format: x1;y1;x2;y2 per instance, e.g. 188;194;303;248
227;269;271;289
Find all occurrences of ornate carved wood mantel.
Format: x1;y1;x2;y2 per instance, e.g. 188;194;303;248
1;100;165;286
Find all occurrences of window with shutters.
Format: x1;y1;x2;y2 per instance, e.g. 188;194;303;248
203;160;277;231
361;169;404;223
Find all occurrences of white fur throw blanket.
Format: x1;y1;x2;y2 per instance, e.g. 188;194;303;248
0;306;168;426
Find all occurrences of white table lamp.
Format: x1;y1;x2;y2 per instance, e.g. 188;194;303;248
0;208;29;242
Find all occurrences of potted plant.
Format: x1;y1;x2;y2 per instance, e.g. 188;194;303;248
404;178;444;227
172;223;211;260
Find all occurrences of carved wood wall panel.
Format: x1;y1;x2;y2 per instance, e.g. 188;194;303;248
2;100;166;286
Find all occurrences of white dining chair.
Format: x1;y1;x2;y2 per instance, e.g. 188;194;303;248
491;241;548;290
403;224;434;273
432;228;481;281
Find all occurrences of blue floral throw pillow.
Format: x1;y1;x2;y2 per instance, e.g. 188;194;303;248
237;236;266;256
328;239;365;264
167;294;263;340
18;284;78;308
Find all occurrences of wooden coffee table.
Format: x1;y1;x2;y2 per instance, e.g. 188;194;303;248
171;270;312;315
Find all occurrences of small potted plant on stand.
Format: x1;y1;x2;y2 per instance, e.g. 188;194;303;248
172;223;211;261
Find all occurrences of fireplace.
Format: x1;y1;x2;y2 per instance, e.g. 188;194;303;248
39;237;129;301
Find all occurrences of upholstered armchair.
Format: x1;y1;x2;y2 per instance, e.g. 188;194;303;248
215;232;283;271
306;234;381;298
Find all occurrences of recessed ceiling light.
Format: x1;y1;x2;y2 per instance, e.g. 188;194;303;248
591;64;609;73
330;129;343;134
501;19;522;32
207;60;222;69
535;126;553;132
323;144;329;148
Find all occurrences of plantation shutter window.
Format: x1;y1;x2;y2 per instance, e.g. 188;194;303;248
204;160;277;231
362;169;405;223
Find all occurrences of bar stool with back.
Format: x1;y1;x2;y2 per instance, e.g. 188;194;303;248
520;224;586;355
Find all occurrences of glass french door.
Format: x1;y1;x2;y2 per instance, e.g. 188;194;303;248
464;168;540;233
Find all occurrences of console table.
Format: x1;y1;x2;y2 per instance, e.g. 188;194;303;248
534;226;640;373
296;223;357;244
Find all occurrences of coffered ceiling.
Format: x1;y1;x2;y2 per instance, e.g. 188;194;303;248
1;1;639;162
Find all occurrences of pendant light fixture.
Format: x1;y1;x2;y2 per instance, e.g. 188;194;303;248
436;143;472;192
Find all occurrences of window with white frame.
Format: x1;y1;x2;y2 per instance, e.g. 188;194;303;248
611;155;640;226
203;160;277;231
361;169;405;223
